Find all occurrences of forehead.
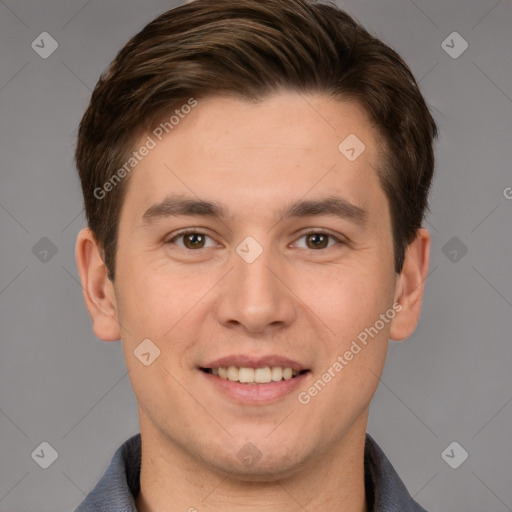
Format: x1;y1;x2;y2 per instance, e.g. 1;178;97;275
121;93;386;223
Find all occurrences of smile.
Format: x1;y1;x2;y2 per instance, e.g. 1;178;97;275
200;366;309;384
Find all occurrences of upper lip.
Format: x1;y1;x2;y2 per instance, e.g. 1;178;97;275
202;355;309;372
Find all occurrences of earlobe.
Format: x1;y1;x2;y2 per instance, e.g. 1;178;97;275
389;228;431;342
75;227;121;341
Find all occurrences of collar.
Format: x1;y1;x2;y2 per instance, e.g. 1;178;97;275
75;432;427;512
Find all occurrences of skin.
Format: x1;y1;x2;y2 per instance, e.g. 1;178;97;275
76;92;430;512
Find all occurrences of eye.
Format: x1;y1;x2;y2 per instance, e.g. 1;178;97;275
166;229;344;251
293;231;343;250
167;230;218;250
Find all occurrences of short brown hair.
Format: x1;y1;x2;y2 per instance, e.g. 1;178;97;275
76;0;437;280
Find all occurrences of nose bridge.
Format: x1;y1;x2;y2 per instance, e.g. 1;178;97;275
236;243;276;298
216;236;296;332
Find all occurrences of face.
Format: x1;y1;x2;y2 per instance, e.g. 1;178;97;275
96;93;404;477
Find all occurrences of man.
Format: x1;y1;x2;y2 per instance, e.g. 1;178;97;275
74;0;436;510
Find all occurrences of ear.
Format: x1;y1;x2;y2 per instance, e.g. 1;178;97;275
389;228;431;342
75;227;121;341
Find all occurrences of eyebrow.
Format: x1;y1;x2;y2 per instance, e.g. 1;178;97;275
140;194;367;227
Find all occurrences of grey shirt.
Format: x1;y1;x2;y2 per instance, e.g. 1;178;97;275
75;433;427;511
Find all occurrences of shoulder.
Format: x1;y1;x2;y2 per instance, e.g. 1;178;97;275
74;433;141;512
365;433;428;512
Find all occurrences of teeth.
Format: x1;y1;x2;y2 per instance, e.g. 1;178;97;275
255;367;272;383
282;367;293;380
212;366;300;384
238;367;254;383
227;366;239;382
271;367;282;381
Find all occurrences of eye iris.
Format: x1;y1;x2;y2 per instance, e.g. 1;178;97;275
184;233;205;249
306;233;328;249
180;233;330;250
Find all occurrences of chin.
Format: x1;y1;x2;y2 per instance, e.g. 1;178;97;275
214;456;309;482
199;436;313;481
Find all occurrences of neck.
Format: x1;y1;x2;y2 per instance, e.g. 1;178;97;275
135;415;368;512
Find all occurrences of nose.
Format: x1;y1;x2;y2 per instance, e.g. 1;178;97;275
215;240;297;335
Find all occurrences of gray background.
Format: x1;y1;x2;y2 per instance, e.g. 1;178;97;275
0;0;511;510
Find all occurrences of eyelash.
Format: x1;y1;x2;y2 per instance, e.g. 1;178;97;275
166;229;346;251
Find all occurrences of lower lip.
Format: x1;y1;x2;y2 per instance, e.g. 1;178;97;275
199;370;310;405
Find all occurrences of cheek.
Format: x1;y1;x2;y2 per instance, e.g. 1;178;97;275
299;260;394;336
304;275;391;416
115;258;214;351
114;261;167;344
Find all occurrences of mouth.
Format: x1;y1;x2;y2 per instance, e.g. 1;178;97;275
200;366;310;385
198;355;311;404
